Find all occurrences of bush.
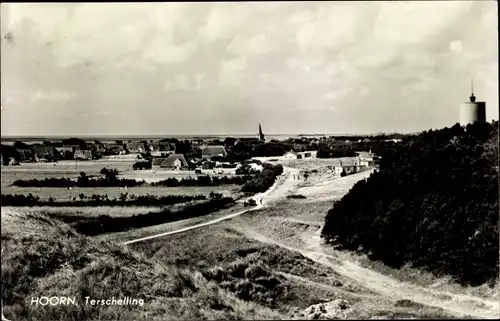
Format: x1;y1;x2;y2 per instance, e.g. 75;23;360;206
1;193;206;207
241;164;283;195
151;175;253;187
286;194;307;199
12;170;144;188
321;121;499;286
133;161;152;170
53;197;236;236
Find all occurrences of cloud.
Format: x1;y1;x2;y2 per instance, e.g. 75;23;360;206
30;89;76;102
163;74;190;91
1;1;497;136
198;4;250;43
227;33;274;57
449;40;463;54
217;56;247;88
324;88;353;102
373;1;472;45
295;3;369;53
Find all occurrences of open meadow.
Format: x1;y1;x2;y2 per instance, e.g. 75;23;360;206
1;160;244;203
1;185;240;200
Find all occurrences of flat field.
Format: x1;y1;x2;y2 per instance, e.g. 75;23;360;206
2;185;240;200
2;206;162;218
1;162;242;186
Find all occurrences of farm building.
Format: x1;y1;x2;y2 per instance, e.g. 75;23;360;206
16;149;34;162
147;142;161;151
32;145;59;161
55;147;74;155
55;147;75;159
105;144;125;155
127;142;146;153
202;161;215;170
283;150;317;160
151;157;165;169
152;154;191;170
74;150;93;160
191;139;205;146
201;145;227;160
297;150;317;159
149;151;163;157
355;150;380;167
63;144;80;151
283;151;302;160
215;161;237;169
158;141;176;152
331;158;362;176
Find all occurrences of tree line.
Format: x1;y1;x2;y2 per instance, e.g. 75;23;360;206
322;121;499;286
151;175;254;187
11;171;254;188
1;193;207;207
51;195;235;236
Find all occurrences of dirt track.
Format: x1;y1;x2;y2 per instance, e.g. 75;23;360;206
124;165;499;319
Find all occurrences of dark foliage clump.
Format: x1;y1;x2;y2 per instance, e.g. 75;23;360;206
321;121;499;286
241;164;284;194
151;175;253;187
1;193;206;207
53;197;235;236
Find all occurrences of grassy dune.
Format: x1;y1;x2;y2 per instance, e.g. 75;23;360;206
1;208;458;320
1;212;281;321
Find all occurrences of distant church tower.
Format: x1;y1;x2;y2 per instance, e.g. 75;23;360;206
258;123;265;141
460;80;486;126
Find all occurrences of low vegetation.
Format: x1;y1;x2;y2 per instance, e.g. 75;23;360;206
1;193;206;207
286;194;307;199
241;164;284;194
1;213;280;320
12;169;144;188
322;121;499;286
50;194;235;236
151;175;253;187
10;167;254;188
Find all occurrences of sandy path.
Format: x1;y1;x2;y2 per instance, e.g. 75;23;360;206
121;166;300;245
237;225;498;319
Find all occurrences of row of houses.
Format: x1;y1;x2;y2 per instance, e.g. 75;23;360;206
12;146;95;162
149;151;236;171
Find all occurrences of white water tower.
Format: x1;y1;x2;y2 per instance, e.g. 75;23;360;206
460;81;486;126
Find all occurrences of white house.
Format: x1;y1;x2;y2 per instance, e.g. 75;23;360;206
201;145;227;160
297;150;317;159
249;163;263;172
331;158;363;176
355;150;380;168
283;151;301;160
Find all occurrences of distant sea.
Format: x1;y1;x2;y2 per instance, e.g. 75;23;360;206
1;133;374;144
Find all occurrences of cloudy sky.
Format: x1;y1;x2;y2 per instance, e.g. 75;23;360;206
1;1;498;136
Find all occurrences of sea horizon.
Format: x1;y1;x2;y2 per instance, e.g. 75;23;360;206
0;132;412;143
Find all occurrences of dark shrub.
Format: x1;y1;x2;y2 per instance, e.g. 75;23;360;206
321;121;499;286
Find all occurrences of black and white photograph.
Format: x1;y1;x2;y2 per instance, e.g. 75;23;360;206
1;1;499;320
